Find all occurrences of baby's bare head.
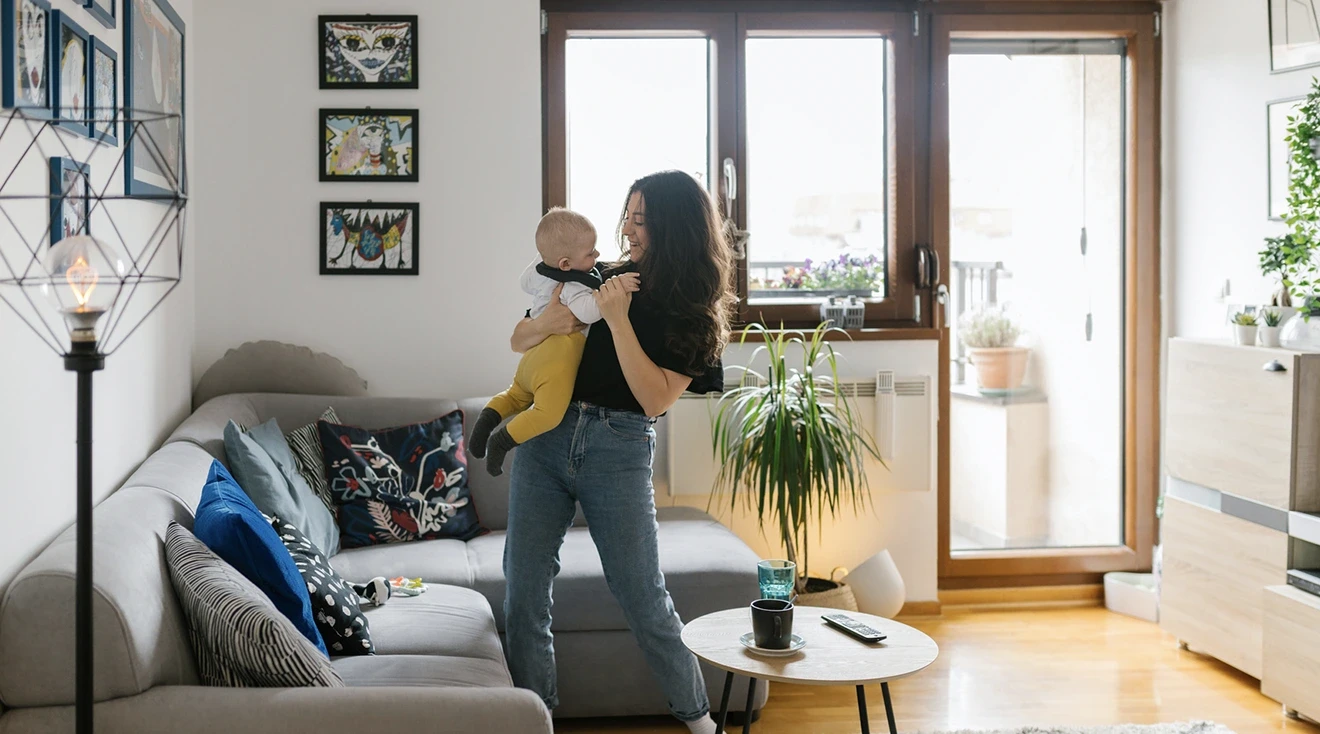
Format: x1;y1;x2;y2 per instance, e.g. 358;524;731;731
536;208;598;271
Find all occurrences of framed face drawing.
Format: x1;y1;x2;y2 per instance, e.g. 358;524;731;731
124;0;184;197
320;109;418;182
2;0;50;114
319;15;417;89
51;10;88;135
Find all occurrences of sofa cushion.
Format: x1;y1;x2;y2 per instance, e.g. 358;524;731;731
329;537;472;586
165;523;344;688
332;655;512;688
226;419;340;557
192;461;327;655
362;586;504;664
318;412;485;547
286;406;341;511
469;507;761;632
272;518;373;656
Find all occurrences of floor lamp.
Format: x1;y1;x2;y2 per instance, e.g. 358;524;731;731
0;108;187;734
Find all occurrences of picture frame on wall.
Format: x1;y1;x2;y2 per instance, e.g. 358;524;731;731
50;10;89;136
319;14;418;90
1269;0;1320;72
320;108;418;183
83;0;112;29
1;0;51;115
320;201;419;275
124;0;184;197
87;35;116;145
49;156;90;245
1268;97;1304;220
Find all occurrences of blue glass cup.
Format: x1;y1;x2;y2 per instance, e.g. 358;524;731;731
757;559;796;601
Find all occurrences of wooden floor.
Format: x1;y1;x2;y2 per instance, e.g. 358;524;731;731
556;606;1320;734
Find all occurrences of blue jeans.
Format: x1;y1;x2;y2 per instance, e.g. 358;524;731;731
503;402;710;722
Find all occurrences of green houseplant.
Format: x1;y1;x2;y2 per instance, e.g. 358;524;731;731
1261;77;1320;312
709;322;882;606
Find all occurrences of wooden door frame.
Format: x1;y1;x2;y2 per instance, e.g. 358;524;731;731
932;12;1162;586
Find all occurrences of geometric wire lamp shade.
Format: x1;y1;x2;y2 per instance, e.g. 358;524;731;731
0;107;186;356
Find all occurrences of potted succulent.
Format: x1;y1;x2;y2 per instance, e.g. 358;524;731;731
959;306;1029;392
710;322;882;610
1232;311;1259;346
1261;309;1284;348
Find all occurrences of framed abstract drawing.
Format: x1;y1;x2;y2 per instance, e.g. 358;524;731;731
320;202;419;275
1270;0;1320;72
49;157;90;245
1;0;51;114
319;15;417;89
83;0;112;29
50;10;88;135
87;35;116;145
124;0;184;197
320;108;418;182
1268;97;1303;221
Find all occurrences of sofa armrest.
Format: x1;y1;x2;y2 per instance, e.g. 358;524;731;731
0;685;553;734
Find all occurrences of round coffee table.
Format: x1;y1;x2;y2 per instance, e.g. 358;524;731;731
681;605;938;734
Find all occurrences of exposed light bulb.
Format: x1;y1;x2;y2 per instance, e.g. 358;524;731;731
43;235;122;343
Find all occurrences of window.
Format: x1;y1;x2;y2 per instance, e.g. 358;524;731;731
546;12;920;328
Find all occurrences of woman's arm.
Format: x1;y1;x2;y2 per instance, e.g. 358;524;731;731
595;276;692;417
510;283;585;353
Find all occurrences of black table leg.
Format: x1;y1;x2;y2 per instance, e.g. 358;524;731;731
881;682;897;734
714;671;734;734
742;677;758;734
857;685;871;734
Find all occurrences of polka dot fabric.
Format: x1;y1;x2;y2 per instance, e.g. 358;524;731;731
271;517;374;656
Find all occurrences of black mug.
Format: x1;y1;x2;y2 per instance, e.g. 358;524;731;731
751;598;794;649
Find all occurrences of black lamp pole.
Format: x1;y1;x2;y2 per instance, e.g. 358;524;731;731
65;340;104;734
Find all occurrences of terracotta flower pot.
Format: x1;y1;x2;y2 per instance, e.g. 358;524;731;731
968;347;1030;391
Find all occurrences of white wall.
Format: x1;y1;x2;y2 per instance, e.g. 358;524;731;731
0;0;196;593
1164;0;1309;338
191;0;541;398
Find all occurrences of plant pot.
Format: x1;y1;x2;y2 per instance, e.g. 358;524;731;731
795;578;859;611
1233;324;1259;346
967;347;1030;391
843;549;906;619
1261;325;1283;348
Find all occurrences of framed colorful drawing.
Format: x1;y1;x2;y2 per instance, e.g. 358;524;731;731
49;157;90;245
87;35;116;145
124;0;184;197
83;0;112;29
319;15;417;89
50;10;88;135
1;0;51;114
320;202;419;275
320;109;418;182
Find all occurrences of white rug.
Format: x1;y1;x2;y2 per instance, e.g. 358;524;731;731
924;724;1235;734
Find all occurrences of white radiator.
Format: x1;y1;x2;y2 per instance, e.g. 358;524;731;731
665;372;935;496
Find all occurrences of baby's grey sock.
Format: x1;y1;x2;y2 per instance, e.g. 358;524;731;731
485;426;519;477
468;408;503;459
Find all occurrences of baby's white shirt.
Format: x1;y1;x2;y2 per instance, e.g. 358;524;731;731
520;259;602;324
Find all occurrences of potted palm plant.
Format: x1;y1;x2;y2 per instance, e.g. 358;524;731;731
710;322;882;609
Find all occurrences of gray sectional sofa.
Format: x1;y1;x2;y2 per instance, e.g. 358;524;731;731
0;393;765;733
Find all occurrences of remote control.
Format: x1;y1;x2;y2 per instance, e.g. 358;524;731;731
822;613;887;643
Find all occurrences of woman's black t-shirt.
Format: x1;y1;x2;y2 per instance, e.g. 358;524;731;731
572;298;724;415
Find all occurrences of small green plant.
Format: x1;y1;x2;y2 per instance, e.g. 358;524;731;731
1260;76;1320;316
1263;309;1283;327
1233;311;1259;326
958;306;1021;348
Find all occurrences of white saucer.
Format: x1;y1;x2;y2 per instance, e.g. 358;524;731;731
739;632;806;657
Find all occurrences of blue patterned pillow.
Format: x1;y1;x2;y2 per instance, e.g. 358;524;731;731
317;411;486;548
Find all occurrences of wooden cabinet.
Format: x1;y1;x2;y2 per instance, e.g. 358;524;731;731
1165;339;1320;511
1159;496;1288;678
1263;585;1320;720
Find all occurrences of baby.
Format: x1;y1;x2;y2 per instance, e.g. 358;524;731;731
468;208;602;476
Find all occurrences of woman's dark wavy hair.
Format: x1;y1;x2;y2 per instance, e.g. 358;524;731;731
607;170;737;376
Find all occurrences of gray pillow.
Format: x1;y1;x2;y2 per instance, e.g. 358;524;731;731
286;407;340;511
224;418;340;556
164;522;344;688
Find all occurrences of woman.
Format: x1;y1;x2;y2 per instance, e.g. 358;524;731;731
505;170;736;733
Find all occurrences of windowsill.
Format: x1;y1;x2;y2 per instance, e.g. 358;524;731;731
733;326;940;342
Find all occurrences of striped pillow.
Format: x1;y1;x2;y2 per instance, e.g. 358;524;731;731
164;522;345;687
286;407;340;511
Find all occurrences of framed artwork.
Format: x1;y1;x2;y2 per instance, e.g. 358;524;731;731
83;0;112;29
320;109;418;182
50;10;88;135
124;0;184;197
320;202;419;275
49;157;90;245
1270;0;1320;72
1269;97;1304;220
1;0;50;114
319;15;417;89
88;35;116;145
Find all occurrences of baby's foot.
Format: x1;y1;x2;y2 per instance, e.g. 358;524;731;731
485;426;519;477
468;408;503;458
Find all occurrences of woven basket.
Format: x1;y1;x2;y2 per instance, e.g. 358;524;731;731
796;581;859;611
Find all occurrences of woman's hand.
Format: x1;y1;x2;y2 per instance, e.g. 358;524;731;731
595;273;640;328
511;284;586;353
